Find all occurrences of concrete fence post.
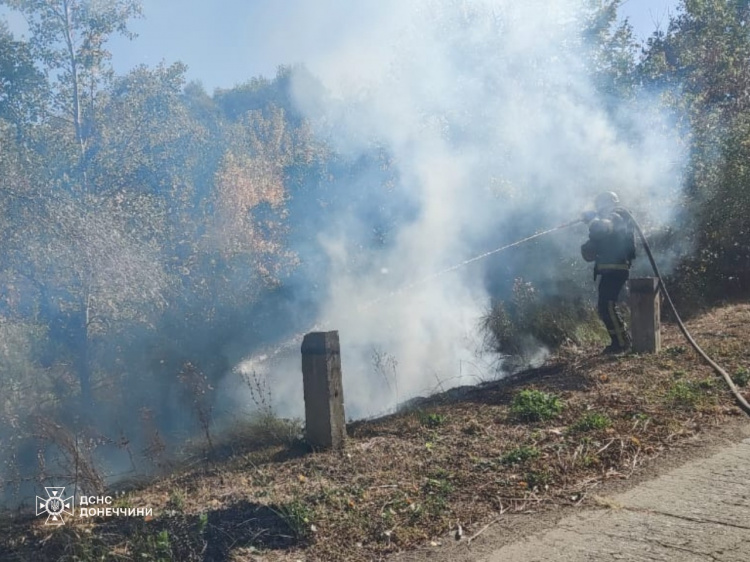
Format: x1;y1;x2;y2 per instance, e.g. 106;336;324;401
301;331;346;450
629;277;661;354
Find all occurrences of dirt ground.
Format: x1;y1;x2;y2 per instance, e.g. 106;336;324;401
2;304;750;562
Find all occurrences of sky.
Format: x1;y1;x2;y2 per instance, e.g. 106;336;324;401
1;0;681;92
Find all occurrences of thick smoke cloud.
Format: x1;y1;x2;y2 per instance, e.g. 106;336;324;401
224;0;685;419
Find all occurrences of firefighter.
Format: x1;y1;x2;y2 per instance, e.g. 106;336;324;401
580;192;636;354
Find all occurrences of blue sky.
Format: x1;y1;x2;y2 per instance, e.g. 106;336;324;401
2;0;680;92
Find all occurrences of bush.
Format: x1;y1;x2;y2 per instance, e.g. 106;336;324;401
510;389;564;422
481;278;604;364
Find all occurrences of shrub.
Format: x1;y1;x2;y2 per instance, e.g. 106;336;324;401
481;279;604;365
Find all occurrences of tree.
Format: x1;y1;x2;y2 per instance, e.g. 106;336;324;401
639;0;750;302
0;23;48;137
0;0;142;176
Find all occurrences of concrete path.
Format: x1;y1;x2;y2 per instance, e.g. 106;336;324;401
482;437;750;561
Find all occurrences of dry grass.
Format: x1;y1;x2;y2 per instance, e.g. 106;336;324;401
2;304;750;562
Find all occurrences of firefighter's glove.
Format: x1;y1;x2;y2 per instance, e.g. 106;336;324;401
581;210;598;224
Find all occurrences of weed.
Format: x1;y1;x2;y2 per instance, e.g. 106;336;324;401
501;445;540;465
481;279;603;362
178;361;215;454
524;470;551;489
131;528;172;562
198;512;209;535
581;453;600;467
666;380;702;409
372;348;399;405
665;345;687;356
167;489;185;512
418;411;446;428
423;478;454;496
697;377;715;389
276;500;314;540
510;389;564;422
569;412;611;433
421;477;454;517
732;367;750;387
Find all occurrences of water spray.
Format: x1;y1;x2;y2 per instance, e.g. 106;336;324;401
361;209;750;417
245;219;584;374
362;218;583;309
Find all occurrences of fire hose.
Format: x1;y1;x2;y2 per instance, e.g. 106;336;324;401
353;209;750;417
619;208;750;417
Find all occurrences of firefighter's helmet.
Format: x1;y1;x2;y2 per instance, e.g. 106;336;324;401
594;191;619;214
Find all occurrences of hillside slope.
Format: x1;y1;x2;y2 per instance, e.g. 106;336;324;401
2;304;750;562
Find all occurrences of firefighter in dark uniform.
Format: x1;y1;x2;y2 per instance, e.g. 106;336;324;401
580;192;636;354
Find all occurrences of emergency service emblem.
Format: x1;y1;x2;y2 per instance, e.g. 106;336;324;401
36;487;74;525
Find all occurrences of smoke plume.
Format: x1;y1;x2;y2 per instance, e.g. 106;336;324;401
224;0;685;419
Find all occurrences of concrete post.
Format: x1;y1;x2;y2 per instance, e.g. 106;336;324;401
301;331;346;450
629;277;661;354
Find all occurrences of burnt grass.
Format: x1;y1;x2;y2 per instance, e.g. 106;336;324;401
2;304;750;562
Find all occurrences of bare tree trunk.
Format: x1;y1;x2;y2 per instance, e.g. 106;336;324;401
61;0;87;188
77;292;92;406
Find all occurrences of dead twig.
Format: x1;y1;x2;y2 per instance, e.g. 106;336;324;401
467;509;506;544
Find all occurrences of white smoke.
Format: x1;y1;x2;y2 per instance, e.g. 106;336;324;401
222;0;685;419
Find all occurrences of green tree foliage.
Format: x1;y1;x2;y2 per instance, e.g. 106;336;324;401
639;0;750;303
0;0;142;167
581;0;639;99
0;24;47;135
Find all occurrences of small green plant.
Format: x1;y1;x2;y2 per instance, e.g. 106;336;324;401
510;389;564;422
665;345;687;356
733;367;750;387
154;531;171;557
422;476;454;516
276;500;314;540
524;470;551;489
569;412;611;433
666;380;702;409
167;489;185;512
418;411;446;428
501;445;540;465
134;529;172;562
697;377;715;389
423;477;454;496
198;512;209;535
